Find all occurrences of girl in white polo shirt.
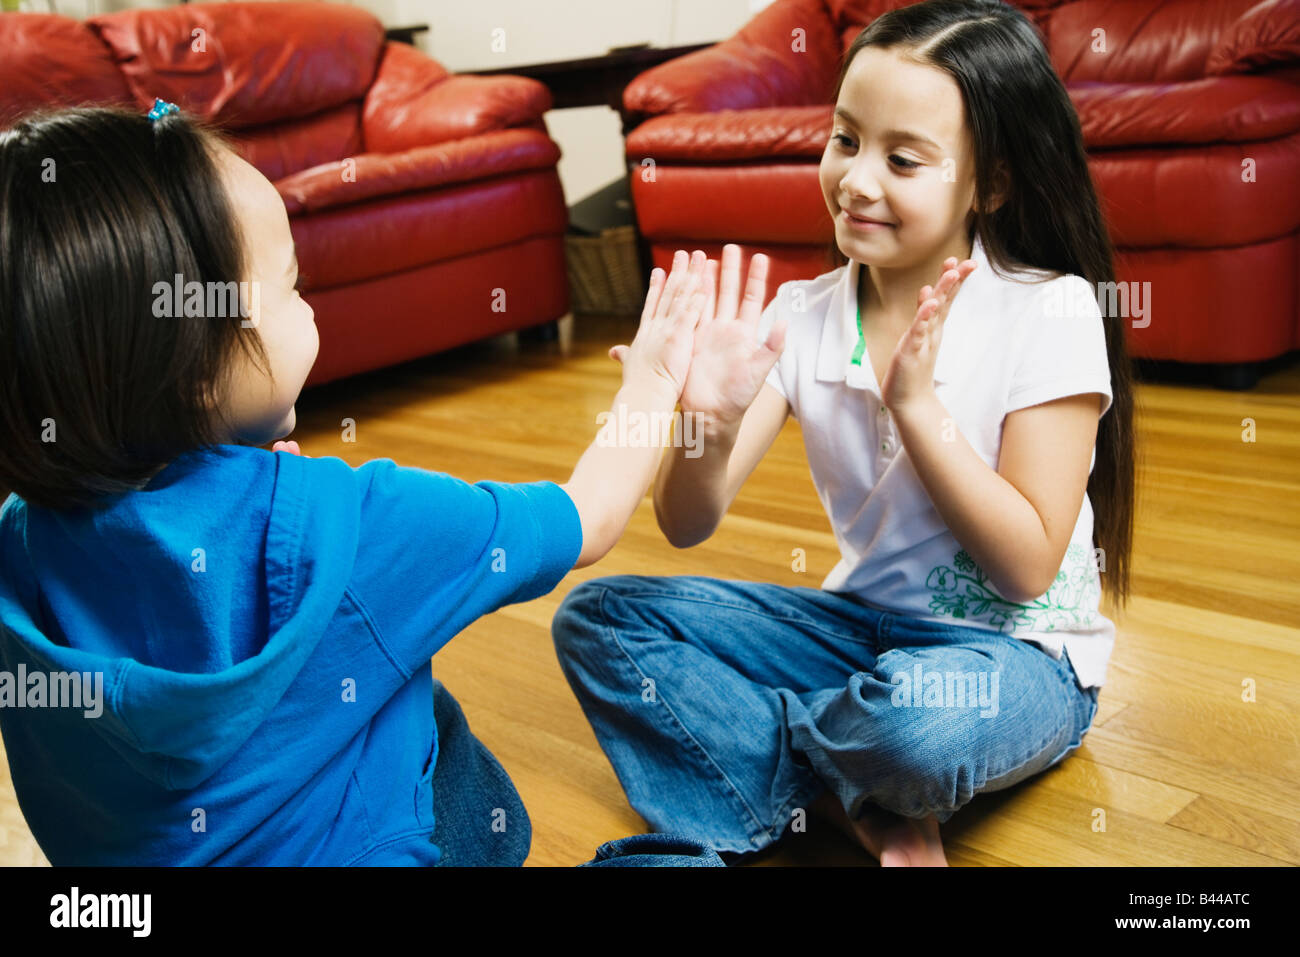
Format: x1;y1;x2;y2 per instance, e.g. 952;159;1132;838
552;0;1135;866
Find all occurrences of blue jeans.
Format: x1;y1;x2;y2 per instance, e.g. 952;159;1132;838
550;575;1101;857
429;677;533;866
429;678;724;866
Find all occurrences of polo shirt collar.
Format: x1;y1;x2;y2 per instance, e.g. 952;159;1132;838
816;231;991;391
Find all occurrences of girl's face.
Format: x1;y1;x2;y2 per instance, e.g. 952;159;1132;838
820;45;979;269
212;147;318;445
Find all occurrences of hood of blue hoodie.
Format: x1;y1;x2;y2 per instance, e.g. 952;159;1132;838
0;445;359;793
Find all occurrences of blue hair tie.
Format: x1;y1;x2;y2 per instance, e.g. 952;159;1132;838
146;97;179;123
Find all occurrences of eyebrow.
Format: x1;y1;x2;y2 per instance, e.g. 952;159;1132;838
833;108;943;151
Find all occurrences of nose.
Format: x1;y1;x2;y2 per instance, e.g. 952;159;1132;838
840;154;884;205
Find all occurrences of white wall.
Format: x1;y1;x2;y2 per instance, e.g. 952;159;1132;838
49;0;771;203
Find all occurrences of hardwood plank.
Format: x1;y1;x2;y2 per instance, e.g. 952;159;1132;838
1167;794;1300;864
1022;755;1200;823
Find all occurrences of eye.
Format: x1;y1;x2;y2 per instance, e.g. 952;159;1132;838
832;132;856;149
890;155;920;170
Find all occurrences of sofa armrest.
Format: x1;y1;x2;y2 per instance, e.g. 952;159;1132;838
275;128;561;218
1205;0;1300;76
623;0;841;118
363;41;552;153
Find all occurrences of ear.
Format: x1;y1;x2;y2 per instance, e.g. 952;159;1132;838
199;371;233;439
978;161;1011;214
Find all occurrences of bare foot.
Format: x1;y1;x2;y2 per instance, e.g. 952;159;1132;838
810;792;949;866
855;805;948;866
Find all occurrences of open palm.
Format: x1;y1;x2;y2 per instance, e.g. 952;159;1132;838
879;255;977;411
680;245;787;427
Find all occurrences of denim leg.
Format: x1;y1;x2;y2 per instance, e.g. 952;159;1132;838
554;576;1103;853
580;832;726;867
788;608;1101;825
551;575;889;856
430;678;532;866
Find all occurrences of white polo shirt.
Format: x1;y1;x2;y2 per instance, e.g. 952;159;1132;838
755;232;1116;688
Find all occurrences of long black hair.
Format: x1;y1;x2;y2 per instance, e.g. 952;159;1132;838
0;106;270;510
831;0;1137;610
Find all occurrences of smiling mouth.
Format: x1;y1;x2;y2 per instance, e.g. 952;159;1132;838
842;210;894;226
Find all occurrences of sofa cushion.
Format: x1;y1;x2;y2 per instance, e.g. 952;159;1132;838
630;164;830;244
1205;0;1300;75
0;14;131;125
626;106;832;162
229;103;365;183
1089;131;1300;247
1070;75;1300;147
86;1;385;129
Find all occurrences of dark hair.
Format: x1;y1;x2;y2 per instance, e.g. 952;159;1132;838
829;0;1137;610
0;106;270;510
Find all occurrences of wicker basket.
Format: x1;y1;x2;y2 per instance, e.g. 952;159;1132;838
565;224;643;316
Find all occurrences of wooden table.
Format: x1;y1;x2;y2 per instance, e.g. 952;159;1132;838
467;43;710;135
383;24;430;46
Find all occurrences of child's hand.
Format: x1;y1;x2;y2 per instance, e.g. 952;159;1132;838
609;249;709;398
676;244;785;430
880;256;978;414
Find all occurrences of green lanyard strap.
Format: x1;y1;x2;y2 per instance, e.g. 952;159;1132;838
850;301;866;368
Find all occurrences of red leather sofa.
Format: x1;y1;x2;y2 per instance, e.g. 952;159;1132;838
622;0;1300;382
0;3;570;387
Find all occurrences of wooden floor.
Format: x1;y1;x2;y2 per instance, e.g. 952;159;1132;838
2;313;1297;867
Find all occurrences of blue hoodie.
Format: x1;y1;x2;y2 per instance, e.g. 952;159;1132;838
0;445;582;865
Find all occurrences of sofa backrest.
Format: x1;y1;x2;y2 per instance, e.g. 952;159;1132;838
85;2;386;130
826;0;1056;50
0;14;131;125
1;3;388;182
825;0;1262;83
1042;0;1259;83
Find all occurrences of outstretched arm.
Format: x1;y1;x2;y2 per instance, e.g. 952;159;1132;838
561;250;708;569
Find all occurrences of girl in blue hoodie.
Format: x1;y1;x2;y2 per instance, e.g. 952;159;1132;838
0;104;772;866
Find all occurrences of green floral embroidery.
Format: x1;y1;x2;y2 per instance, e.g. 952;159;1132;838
925;544;1100;633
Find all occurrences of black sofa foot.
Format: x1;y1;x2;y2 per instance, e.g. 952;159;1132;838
519;319;559;343
1209;362;1261;391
